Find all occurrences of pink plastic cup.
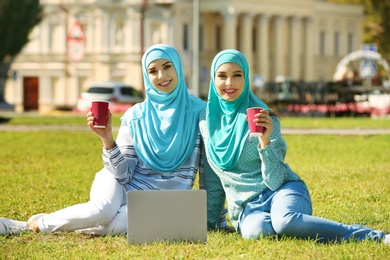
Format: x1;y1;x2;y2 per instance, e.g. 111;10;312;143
246;107;264;137
91;101;109;128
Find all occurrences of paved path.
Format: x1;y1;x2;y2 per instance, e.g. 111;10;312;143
1;124;390;135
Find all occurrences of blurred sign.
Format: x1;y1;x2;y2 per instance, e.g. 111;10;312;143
68;42;85;62
67;20;85;42
360;44;377;78
67;20;85;61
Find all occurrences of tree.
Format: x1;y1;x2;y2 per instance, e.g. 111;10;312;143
0;0;43;109
328;0;390;60
369;0;390;59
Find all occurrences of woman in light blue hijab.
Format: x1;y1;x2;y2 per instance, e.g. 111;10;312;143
199;49;388;244
122;44;205;172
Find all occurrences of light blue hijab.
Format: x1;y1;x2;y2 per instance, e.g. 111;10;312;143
121;44;205;172
207;49;269;170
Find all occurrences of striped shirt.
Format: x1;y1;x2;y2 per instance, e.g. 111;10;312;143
102;120;202;191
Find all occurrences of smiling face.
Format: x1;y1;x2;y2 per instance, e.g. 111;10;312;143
214;62;245;101
147;59;178;93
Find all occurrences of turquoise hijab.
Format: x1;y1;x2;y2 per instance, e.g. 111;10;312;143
122;44;205;172
206;49;269;170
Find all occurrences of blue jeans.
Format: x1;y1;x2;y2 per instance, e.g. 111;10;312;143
239;181;386;242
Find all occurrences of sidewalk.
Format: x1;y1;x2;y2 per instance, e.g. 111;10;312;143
1;124;390;135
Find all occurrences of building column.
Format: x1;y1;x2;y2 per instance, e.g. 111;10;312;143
111;13;124;53
172;7;183;50
124;10;132;53
274;16;285;78
144;18;153;49
108;15;115;51
256;14;270;81
241;13;254;79
86;14;95;54
161;9;172;46
125;9;141;53
100;12;109;53
222;7;237;49
304;17;315;81
94;10;103;53
289;16;300;80
60;12;68;54
39;76;51;111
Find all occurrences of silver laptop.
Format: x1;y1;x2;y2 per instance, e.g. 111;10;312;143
126;190;207;244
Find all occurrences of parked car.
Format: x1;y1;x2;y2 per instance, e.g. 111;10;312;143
76;82;144;112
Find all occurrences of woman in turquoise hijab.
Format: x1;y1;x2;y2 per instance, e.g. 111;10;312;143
0;44;229;236
199;49;388;244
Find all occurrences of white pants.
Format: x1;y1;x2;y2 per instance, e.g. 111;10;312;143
38;169;128;235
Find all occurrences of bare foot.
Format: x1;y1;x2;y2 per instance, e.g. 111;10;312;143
27;220;40;232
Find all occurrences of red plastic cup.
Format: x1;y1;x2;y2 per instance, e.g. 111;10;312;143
91;101;109;128
246;107;264;137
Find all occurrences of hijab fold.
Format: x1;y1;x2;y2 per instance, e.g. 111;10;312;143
122;44;205;172
206;49;269;170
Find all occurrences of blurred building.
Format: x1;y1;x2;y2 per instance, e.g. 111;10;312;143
5;0;364;112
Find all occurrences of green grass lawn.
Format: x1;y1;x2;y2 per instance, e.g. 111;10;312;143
2;112;390;129
0;116;390;259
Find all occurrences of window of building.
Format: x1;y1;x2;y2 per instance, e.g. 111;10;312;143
236;25;240;50
252;27;256;52
183;24;189;51
334;32;340;56
199;25;204;51
348;33;354;53
216;25;221;51
319;31;326;56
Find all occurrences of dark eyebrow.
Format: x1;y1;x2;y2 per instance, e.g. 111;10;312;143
216;70;242;74
148;61;172;71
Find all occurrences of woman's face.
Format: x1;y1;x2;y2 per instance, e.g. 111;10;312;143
214;62;245;101
147;59;178;93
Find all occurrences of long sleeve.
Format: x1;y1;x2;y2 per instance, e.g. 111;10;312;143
198;140;205;190
102;120;139;185
258;116;290;191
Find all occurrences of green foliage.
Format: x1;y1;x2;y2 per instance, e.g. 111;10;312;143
370;0;390;56
0;117;389;259
0;0;43;103
0;0;43;60
328;0;390;59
